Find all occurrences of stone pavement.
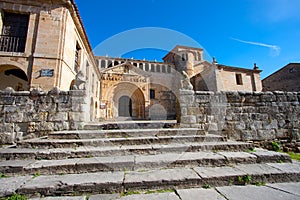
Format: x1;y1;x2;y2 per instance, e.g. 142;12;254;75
27;182;300;200
1;121;300;199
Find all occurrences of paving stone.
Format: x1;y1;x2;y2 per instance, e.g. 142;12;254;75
266;182;300;196
120;192;180;200
18;171;124;196
30;196;86;200
216;185;299;200
89;193;120;200
124;168;201;190
76;155;135;172
0;176;32;196
24;158;81;174
250;149;291;163
135;152;226;170
236;163;283;175
194;166;246;179
176;188;226;200
217;152;257;164
0;160;34;174
267;163;300;173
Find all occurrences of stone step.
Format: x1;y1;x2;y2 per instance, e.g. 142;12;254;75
83;120;178;130
25;182;300;200
0;150;291;176
1;162;299;197
48;128;206;139
18;134;224;149
0;141;253;160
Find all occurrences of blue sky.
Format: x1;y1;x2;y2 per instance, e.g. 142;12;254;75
75;0;300;78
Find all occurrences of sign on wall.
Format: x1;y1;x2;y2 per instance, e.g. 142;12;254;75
40;69;54;77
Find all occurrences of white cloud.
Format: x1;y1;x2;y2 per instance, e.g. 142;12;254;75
230;37;281;57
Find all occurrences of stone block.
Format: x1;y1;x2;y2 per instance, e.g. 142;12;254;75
195;94;211;103
3;105;18;113
71;97;86;104
0;96;15;105
260;92;276;102
25;112;48;122
48;112;68;122
180;95;195;105
196;114;206;123
241;130;257;141
69;112;85;122
187;107;200;115
0;132;16;144
258;130;276;140
71;103;84;112
5;112;23;123
226;91;242;103
208;123;218;131
181;115;197;124
69;90;86;96
37;122;55;131
181;107;187;116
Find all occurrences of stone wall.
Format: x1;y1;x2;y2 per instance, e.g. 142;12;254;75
0;87;87;144
181;91;300;142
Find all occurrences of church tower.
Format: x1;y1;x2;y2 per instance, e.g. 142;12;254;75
163;45;204;77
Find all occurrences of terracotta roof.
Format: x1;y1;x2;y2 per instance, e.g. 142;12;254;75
162;45;204;60
217;64;262;73
263;63;300;81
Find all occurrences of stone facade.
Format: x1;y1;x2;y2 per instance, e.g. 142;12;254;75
0;87;87;144
180;90;300;141
96;57;180;120
263;63;300;92
0;0;100;121
96;46;262;120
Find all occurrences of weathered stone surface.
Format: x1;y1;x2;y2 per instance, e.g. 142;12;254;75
194;166;245;179
0;176;32;196
30;197;86;200
0;89;88;144
267;182;300;196
177;188;226;200
89;194;120;200
250;149;291;163
18;172;124;195
124;168;201;190
216;185;299;200
120;192;180;200
217;152;257;164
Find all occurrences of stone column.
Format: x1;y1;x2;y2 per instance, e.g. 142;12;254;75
179;89;199;128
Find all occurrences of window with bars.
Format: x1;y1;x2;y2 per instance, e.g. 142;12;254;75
0;12;29;52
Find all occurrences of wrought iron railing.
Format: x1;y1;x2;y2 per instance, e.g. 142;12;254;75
0;35;26;52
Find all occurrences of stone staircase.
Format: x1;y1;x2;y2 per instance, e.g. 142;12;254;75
0;120;299;199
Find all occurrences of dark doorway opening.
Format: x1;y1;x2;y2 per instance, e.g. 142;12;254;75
118;96;132;117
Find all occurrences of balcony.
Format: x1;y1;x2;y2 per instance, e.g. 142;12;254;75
0;35;26;53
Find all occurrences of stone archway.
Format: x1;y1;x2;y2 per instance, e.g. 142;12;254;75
113;83;146;119
0;65;29;91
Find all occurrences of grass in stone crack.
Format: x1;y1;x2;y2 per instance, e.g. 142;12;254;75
145;189;175;194
0;173;9;178
287;152;300;162
0;193;28;200
32;172;41;178
202;184;211;189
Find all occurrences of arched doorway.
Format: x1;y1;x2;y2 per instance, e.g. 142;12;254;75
112;83;146;119
0;65;28;91
118;96;132;117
